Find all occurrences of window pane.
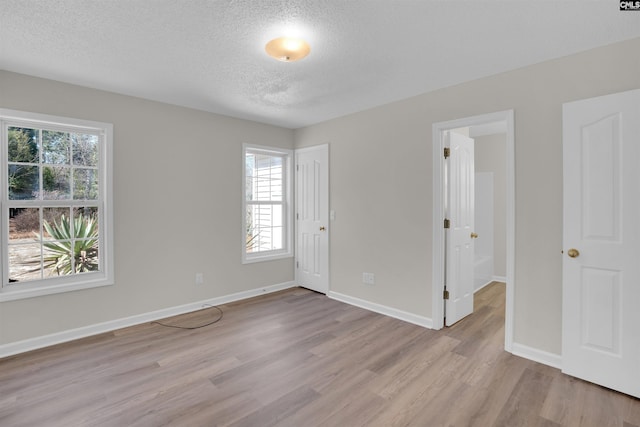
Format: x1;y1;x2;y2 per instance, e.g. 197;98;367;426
245;206;260;252
73;209;100;272
42;130;70;164
74;207;99;234
246;153;283;202
8;164;39;200
245;153;255;201
254;204;284;228
9;243;43;283
73;168;98;200
40;209;73;275
72;133;99;167
42;242;73;276
246;205;258;253
43;166;71;200
73;207;99;241
246;204;284;252
9;208;41;242
74;241;99;273
42;208;72;241
271;227;283;250
8;127;39;163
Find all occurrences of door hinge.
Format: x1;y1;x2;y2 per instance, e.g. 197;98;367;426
443;289;450;300
296;261;299;268
444;147;450;159
296;164;299;171
444;218;450;229
296;213;299;220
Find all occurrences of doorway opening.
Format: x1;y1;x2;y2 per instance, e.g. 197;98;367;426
432;110;515;352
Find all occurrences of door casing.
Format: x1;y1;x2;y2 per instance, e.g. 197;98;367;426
431;110;515;353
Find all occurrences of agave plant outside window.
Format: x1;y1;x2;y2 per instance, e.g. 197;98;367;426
36;213;99;275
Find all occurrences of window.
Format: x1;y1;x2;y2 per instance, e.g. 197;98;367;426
242;144;292;263
0;109;113;301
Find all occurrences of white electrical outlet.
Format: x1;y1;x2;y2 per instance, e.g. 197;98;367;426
362;272;375;285
195;273;204;285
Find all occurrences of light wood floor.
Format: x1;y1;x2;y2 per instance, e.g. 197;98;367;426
1;282;639;426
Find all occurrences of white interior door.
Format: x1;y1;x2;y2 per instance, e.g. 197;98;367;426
445;132;475;326
295;144;329;294
562;89;640;398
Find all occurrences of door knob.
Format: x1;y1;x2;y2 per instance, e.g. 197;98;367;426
319;226;326;231
567;248;580;258
470;232;478;239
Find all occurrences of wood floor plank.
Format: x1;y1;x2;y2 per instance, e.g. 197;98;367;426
228;385;320;427
371;353;471;426
369;334;462;400
452;352;530;427
286;368;380;426
492;367;556;426
2;283;639;426
315;391;387;427
625;396;640;426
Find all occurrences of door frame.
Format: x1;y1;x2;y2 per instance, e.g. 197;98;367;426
431;110;515;352
294;143;330;294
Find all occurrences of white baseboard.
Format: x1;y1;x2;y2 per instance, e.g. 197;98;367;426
0;281;296;359
474;279;494;293
511;342;562;369
474;277;507;293
328;291;433;329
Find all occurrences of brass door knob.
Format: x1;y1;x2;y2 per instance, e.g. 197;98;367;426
567;248;580;258
470;232;478;239
319;226;326;231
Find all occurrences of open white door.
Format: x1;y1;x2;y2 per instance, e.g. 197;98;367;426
295;145;329;294
445;132;475;326
563;89;640;398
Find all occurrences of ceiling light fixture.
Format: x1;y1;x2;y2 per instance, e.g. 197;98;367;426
265;37;311;62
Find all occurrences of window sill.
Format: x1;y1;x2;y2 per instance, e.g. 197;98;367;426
0;277;113;302
242;252;293;264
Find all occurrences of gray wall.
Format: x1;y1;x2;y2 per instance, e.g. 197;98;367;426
0;71;295;345
294;37;640;354
475;133;507;278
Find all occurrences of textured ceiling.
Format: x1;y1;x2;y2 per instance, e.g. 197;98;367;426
1;1;639;129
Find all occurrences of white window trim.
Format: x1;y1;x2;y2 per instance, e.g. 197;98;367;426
242;143;293;264
0;109;114;302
